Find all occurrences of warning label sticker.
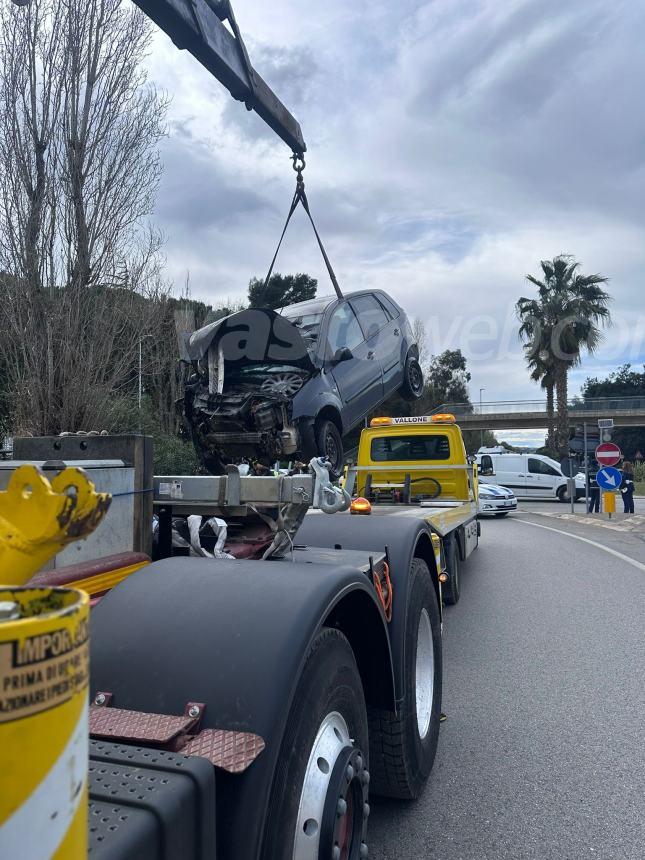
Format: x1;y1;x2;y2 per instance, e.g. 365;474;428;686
0;618;89;723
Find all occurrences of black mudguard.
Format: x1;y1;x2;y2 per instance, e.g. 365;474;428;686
296;515;440;706
90;557;394;860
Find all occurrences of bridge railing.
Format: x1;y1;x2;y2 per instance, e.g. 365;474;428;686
433;397;645;416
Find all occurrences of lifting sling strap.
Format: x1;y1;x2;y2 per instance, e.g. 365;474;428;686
259;155;344;303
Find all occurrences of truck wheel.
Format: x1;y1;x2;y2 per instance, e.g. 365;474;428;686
316;418;344;480
400;355;424;401
368;559;442;800
262;628;370;860
443;540;460;606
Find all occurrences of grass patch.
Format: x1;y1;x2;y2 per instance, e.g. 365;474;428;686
635;481;645;496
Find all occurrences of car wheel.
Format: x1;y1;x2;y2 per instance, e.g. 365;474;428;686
557;485;570;503
316;418;344;480
400;355;424;401
368;558;442;800
261;628;369;860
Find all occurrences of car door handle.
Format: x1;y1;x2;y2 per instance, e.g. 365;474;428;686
367;351;375;359
518;474;526;477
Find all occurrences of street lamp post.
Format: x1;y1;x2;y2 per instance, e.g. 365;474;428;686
479;388;485;449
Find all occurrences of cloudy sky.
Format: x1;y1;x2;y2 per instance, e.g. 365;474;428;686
144;0;645;444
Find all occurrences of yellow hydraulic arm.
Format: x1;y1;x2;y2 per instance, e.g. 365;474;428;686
0;464;111;586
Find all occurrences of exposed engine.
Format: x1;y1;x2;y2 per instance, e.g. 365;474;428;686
184;363;310;473
180;308;317;474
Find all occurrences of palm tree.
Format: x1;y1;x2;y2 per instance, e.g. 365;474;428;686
517;256;610;453
528;351;556;450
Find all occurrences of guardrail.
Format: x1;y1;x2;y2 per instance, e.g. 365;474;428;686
433;397;645;416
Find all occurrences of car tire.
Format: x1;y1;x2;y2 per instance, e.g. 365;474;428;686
443;539;460;605
556;485;570;503
261;628;369;860
316;418;344;480
400;355;424;401
368;558;442;800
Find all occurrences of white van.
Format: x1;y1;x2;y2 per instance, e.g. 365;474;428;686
476;450;585;502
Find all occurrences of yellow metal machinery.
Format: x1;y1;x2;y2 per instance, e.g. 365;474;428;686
0;465;111;859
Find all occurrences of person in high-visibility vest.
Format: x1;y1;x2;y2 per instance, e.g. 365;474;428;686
620;462;635;514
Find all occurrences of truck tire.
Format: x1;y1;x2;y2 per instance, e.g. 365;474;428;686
443;540;460;605
316;418;344;480
400;355;424;401
368;559;442;800
262;627;370;860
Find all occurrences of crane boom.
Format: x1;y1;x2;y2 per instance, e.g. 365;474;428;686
132;0;306;155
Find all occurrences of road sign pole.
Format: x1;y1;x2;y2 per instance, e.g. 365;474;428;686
569;455;575;514
584;423;589;512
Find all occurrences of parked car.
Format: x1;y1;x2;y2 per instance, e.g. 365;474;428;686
477;482;517;517
476;450;585;502
182;290;424;475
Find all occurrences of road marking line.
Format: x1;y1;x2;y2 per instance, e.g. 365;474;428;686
514;519;645;573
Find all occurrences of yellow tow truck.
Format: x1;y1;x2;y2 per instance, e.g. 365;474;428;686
335;413;481;606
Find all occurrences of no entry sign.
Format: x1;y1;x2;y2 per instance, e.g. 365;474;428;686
595;442;622;467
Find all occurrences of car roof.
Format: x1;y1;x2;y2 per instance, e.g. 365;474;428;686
279;289;397;317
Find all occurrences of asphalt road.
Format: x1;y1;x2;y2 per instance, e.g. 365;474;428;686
369;513;645;860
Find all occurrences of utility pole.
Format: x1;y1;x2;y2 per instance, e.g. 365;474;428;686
138;335;153;428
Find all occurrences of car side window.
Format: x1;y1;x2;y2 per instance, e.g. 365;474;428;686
349;295;389;341
326;302;364;356
378;294;400;319
528;458;558;475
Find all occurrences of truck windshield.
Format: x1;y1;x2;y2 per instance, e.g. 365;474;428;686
371;435;451;461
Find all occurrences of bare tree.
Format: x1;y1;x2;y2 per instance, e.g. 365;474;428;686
412;317;429;367
0;0;169;434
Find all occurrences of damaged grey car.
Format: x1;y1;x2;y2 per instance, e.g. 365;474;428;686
182;290;424;476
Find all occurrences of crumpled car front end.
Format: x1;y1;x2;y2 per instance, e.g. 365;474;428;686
181;309;317;473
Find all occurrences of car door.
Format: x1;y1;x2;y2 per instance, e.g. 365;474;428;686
326;301;383;427
494;455;527;496
349;294;402;395
526;457;562;497
477;454;496;486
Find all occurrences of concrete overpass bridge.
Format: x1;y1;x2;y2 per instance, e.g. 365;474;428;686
434;397;645;431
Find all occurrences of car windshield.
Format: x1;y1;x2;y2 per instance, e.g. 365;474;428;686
283;312;324;347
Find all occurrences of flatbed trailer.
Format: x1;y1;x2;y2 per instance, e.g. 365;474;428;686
1;455;447;860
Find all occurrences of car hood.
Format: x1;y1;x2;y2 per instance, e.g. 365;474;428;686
479;484;514;497
183;308;317;373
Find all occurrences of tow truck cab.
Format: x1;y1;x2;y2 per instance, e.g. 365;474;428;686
353;414;479;506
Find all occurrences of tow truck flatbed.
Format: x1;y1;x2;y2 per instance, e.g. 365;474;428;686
307;499;477;538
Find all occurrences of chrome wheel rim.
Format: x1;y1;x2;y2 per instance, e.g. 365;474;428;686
415;608;434;740
293;712;350;859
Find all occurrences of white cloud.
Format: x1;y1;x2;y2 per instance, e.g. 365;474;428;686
143;0;645;401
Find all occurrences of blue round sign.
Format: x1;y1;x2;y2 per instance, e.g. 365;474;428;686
596;466;622;491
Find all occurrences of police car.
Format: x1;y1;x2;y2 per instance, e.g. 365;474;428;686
478;482;517;517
